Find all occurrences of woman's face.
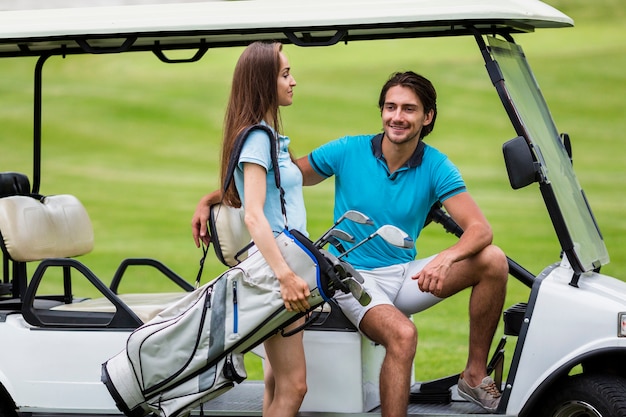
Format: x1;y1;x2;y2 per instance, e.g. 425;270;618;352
277;51;296;107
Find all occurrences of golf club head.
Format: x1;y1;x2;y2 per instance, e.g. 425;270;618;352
337;224;414;259
327;228;355;243
319;249;351;293
377;224;414;248
332;258;370;305
315;228;355;250
343;276;372;306
338;258;363;284
338;260;371;305
342;210;374;226
314;210;373;247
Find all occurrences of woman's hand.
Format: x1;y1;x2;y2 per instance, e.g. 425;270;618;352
277;271;311;312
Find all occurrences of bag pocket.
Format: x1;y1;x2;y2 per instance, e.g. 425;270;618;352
144;353;247;417
127;285;214;394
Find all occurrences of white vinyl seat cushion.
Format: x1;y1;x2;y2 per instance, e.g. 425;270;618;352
0;194;94;262
51;292;189;323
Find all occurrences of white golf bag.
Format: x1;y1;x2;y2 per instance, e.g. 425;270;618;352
101;228;358;417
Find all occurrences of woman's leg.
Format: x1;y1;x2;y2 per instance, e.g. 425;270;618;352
262;317;307;417
262;360;275;417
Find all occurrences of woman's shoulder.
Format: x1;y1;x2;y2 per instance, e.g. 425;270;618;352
243;125;275;149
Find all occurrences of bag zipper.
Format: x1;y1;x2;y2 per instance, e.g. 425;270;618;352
232;280;238;334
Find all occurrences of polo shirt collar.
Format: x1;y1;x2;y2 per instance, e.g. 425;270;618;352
371;133;425;168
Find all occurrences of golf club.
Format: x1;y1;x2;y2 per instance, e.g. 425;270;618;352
337;224;414;259
314;210;373;247
321;249;372;306
316;229;355;255
325;229;355;254
338;260;371;306
325;228;355;244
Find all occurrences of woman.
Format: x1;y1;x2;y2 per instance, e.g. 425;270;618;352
193;42;310;417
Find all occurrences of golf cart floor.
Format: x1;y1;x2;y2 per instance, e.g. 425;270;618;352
200;381;496;416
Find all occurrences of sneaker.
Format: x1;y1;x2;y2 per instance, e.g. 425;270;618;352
457;372;501;413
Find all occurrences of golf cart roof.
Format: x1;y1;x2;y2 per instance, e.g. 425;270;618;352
0;0;609;276
0;0;573;58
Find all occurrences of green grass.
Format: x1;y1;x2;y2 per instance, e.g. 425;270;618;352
1;1;625;382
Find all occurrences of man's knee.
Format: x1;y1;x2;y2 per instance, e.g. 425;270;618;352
361;306;417;352
484;245;509;282
401;322;418;354
386;318;417;359
473;245;508;282
395;318;417;341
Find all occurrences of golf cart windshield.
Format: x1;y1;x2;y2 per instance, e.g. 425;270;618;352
487;36;609;273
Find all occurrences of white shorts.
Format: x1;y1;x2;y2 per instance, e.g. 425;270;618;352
334;254;443;329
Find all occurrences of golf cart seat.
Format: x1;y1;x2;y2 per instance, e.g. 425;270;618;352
0;193;94;262
0;185;144;327
0;182;189;327
0;179;95;311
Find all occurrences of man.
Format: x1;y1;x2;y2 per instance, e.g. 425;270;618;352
192;71;508;415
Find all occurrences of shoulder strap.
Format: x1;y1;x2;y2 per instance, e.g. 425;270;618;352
197;125;286;280
222;124;287;227
223;124;281;193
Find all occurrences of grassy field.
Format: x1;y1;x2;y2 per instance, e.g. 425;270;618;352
0;1;624;382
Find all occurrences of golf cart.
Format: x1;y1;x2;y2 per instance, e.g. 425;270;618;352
1;1;625;416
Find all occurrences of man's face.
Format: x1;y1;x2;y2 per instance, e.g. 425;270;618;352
381;85;433;146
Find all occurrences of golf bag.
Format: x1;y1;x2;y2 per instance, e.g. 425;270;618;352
101;229;341;417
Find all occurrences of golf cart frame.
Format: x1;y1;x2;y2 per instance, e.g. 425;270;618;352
1;1;625;416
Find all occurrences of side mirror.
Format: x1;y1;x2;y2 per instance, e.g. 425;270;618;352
502;136;539;189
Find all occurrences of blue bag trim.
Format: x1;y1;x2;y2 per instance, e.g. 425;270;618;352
283;229;332;303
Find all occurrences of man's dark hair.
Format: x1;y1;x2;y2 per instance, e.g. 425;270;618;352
378;71;437;139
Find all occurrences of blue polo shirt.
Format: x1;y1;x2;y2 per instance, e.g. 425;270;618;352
309;134;465;269
234;125;307;236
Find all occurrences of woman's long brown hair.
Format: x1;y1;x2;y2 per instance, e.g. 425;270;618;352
220;42;283;207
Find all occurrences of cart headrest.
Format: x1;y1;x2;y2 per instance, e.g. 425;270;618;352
0;194;94;262
0;172;30;197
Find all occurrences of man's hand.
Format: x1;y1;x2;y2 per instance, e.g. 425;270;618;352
413;252;454;297
413;192;494;296
191;190;222;248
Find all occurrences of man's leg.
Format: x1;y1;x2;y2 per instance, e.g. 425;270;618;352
335;264;427;417
438;245;508;386
465;247;508;385
428;244;508;412
359;305;417;417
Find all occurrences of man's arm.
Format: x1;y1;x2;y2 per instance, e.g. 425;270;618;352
414;192;493;295
191;189;222;248
440;192;493;261
296;155;326;186
192;155;326;247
